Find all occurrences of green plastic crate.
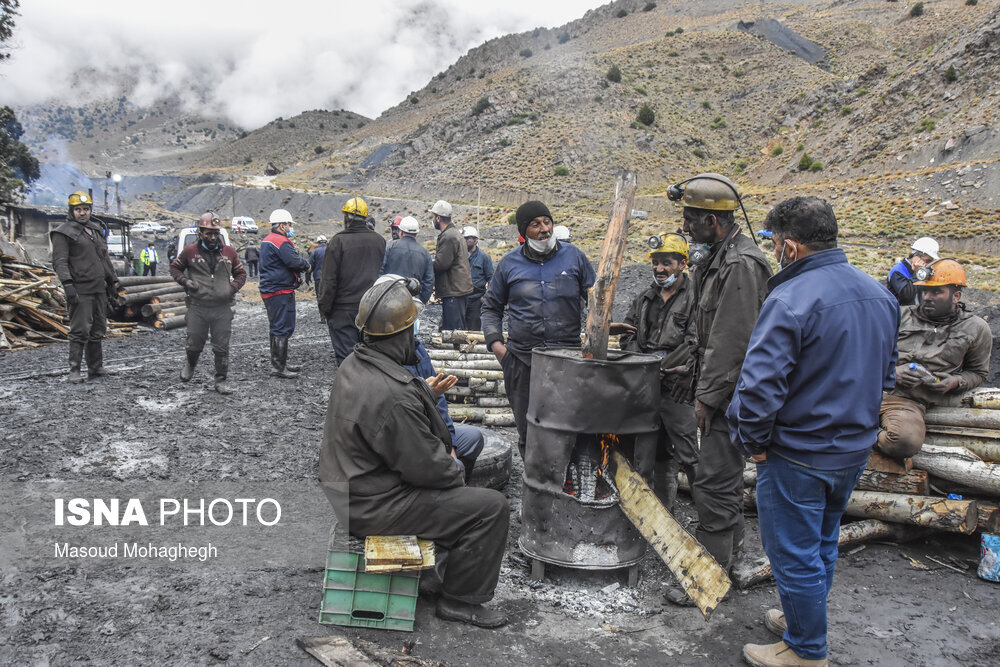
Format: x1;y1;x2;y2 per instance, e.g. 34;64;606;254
318;550;420;631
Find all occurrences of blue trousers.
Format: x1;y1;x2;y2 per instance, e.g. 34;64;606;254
263;292;296;337
756;454;865;660
440;295;468;331
326;309;359;363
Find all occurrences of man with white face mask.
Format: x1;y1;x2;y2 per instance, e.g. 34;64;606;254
481;200;596;456
610;233;698;513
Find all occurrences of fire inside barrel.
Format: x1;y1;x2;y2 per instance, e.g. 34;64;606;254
563;434;619;505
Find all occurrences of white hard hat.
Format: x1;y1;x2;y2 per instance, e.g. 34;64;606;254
462;226;479;238
399;216;419;234
269;209;294;224
428;200;453;217
315;235;328;243
553;225;570;241
911;237;939;260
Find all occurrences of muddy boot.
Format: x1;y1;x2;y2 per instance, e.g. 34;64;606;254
435;598;507;629
214;353;233;394
270;336;298;379
67;342;84;384
180;350;199;382
283;337;301;373
85;341;107;378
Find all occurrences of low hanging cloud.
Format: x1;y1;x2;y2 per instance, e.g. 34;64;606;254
5;0;602;129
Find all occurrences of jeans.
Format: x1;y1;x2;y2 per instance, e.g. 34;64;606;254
440;295;468;331
756;453;866;660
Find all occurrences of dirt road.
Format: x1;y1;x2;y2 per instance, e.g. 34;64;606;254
1;287;998;666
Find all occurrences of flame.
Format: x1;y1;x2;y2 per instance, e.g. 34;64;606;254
597;433;617;476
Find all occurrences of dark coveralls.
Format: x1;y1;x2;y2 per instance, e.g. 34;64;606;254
50;218;119;376
620;276;699;505
465;246;494;332
481;240;596;453
318;220;386;363
319;333;508;604
687;229;771;571
170;242;247;383
244;245;259;278
433;224;474;331
259;231;310;337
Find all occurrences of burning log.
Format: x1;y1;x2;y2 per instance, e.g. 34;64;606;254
925;407;1000;430
583;170;636;360
731;519;926;589
912;443;1000;497
845;490;977;534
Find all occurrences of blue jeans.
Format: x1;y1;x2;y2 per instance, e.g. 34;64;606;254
756;454;865;660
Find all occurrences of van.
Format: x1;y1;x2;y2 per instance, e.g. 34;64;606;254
231;216;258;234
176;226;231;252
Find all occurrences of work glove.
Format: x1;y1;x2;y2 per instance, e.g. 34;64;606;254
63;283;78;305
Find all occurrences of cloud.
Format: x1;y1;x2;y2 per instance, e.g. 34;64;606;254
4;0;602;128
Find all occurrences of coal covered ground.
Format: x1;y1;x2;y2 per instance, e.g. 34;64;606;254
1;271;999;666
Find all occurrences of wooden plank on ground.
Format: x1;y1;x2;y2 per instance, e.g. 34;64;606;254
297;636;375;666
612;450;730;619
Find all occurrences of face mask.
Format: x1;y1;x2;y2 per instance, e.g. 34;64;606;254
287;227;295;238
654;273;677;289
526;235;557;253
413;319;421;337
688;243;711;266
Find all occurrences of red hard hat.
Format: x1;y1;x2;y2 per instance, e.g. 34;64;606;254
390;216;402;228
198;213;222;230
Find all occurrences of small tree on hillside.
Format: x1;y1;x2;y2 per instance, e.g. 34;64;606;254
910;2;924;16
607;65;622;83
637;104;655;126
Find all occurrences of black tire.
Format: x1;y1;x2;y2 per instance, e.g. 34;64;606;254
468;431;512;490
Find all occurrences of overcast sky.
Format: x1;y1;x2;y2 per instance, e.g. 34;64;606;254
3;0;606;129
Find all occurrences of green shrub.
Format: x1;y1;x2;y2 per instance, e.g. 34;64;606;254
520;48;533;58
944;65;957;82
771;145;784;157
616;9;628;18
710;114;727;129
910;2;924;16
507;213;517;225
607;65;622;83
634;86;648;95
692;148;706;159
856;88;868;96
499;138;510;147
916;117;936;132
797;153;815;171
558;31;570;44
668;50;679;57
966;0;978;5
314;145;324;154
637;104;655;126
643;2;657;11
809;161;823;172
675;27;684;34
472;97;491;115
409;96;419;104
702;100;712;109
840;105;853;115
554;165;569;176
796;142;805;151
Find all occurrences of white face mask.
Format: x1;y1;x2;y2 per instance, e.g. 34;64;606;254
413;319;421;337
526;235;557;253
654;273;677;289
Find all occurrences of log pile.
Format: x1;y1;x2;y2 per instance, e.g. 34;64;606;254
115;275;187;330
425;330;621;427
700;387;1000;588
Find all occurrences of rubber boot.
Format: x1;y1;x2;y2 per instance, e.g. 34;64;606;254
85;341;107;378
269;335;283;373
696;526;736;573
180;350;199;382
68;342;84;384
270;336;298;379
283;337;301;373
214;352;233;394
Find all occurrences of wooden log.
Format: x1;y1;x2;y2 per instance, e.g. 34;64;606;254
437;330;486;344
924;429;1000;462
121;282;178;295
866;450;913;473
141;300;190;317
150;293;186;305
925;407;1000;430
583;170;636;360
856;468;930;495
912;443;1000;496
482;413;516;427
731;519;926;589
425;359;500;370
432;368;504;381
121;285;185;305
613;450;731;619
846;490;977;534
447;406;511;421
116;275;175;287
978;502;1000;533
154;314;187;330
963;388;1000;410
426;350;498;362
476;397;510;408
155;305;187;319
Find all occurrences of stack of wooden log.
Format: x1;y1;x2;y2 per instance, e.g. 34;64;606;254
426;330;622;427
704;387;1000;588
0;249;69;349
115;276;187;330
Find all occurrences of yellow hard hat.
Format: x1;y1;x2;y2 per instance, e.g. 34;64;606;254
913;258;967;287
68;191;92;207
647;233;689;260
342;197;369;218
668;173;740;211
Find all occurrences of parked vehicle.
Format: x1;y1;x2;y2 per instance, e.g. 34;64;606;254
132;220;168;234
231;216;258;234
176;226;231;252
105;231;134;276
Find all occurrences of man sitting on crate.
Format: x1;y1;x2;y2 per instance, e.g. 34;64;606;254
876;258;992;460
319;276;509;628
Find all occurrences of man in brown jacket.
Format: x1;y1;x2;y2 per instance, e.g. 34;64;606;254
664;173;772;605
50;190;121;383
170;213;247;394
612;232;698;511
320;277;509;628
877;258;991;459
429;200;473;330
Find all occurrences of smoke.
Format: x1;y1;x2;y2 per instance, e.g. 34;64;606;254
4;0;602;129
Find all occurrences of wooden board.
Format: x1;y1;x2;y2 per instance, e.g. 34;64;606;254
364;539;435;572
297;635;375;666
364;535;422;567
612;451;731;619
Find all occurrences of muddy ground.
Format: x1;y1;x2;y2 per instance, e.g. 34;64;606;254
2;270;999;666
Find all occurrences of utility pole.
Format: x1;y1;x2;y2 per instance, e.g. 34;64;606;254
231;177;236;220
104;171;110;211
113;174;122;216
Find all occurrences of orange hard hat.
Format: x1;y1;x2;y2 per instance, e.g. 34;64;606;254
913;258;967;287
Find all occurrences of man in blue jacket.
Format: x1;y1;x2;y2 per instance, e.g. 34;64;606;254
381;216;434;304
259;208;311;378
726;197;899;667
886;236;938;306
481;200;596;455
463;226;494;332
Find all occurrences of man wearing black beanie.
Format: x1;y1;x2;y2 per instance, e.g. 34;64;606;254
481;201;596;456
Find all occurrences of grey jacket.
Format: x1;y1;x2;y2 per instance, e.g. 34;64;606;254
433;224;473;298
50;219;117;295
